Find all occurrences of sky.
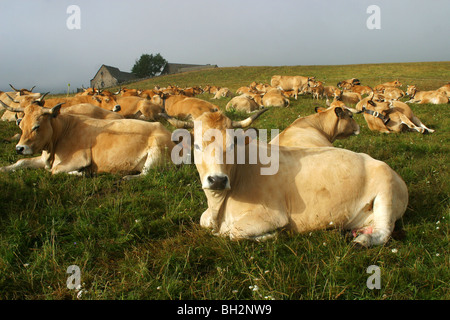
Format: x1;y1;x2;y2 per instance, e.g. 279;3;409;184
1;0;449;93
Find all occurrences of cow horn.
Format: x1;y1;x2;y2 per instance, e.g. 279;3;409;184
231;108;268;128
43;103;64;116
36;92;50;102
9;84;19;92
0;100;25;113
5;93;20;103
29;86;36;92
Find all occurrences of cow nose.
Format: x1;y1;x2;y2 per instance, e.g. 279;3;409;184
113;105;121;112
207;175;229;190
16;146;24;154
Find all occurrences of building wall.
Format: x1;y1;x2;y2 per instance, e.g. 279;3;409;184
90;65;118;88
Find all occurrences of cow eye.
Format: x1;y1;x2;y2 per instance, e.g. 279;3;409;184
32;124;40;131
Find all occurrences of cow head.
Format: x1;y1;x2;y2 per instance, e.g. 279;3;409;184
92;95;121;112
406;85;417;97
316;103;361;140
0;101;63;155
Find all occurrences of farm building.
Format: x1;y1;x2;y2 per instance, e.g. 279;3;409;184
90;64;139;89
161;63;218;75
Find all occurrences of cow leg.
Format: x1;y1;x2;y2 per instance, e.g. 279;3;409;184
398;114;425;133
0;156;46;172
122;146;164;180
229;208;289;241
411;116;435;133
353;182;404;247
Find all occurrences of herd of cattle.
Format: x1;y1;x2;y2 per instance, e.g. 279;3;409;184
0;74;448;247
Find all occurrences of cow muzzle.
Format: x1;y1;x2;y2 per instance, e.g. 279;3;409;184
203;174;230;190
15;145;32;155
113;105;121;112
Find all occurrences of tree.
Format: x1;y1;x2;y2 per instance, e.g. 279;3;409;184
131;53;167;78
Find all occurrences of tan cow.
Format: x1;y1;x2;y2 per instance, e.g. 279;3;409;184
373;80;402;92
333;89;362;105
348;85;373;96
270;104;360;147
0;103;174;179
152;94;219;120
270;75;314;99
405;85;449;104
191;111;408;247
262;88;290;108
225;94;263;113
212;88;233;99
356;93;434;133
436;83;450;98
94;95;163;120
337;78;360;89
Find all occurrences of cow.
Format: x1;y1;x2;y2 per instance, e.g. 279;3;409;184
270;75;314;100
348;85;373;96
356;92;434;134
373;80;402;92
270;104;360;147
0;103;175;180
333;89;362;105
405;85;449;104
436;83;450;98
152;94;219;120
380;87;405;101
262;88;290;108
212;88;233;99
337;78;360;89
191;111;408;247
93;95;163;120
225;94;263;113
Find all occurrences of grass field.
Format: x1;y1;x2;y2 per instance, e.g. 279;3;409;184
0;61;448;300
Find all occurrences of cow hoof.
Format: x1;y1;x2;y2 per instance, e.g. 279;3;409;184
352;234;372;248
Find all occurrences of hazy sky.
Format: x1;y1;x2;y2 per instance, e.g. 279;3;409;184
1;0;449;93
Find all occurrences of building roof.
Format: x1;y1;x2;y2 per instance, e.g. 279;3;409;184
91;64;139;82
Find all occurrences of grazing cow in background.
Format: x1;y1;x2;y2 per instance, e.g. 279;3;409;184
271;75;314;99
0;103;175;179
405;85;449;104
270;104;360;147
262;88;290;108
192;111;408;247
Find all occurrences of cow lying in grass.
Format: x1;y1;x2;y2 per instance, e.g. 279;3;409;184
0;102;174;179
187;111;408;247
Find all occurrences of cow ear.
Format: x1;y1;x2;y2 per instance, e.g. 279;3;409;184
50;103;63;118
334;107;344;118
315;106;326;113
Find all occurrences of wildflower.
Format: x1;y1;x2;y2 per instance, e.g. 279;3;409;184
436;253;440;257
252;285;259;291
232;290;238;294
157;286;161;290
391;248;398;253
